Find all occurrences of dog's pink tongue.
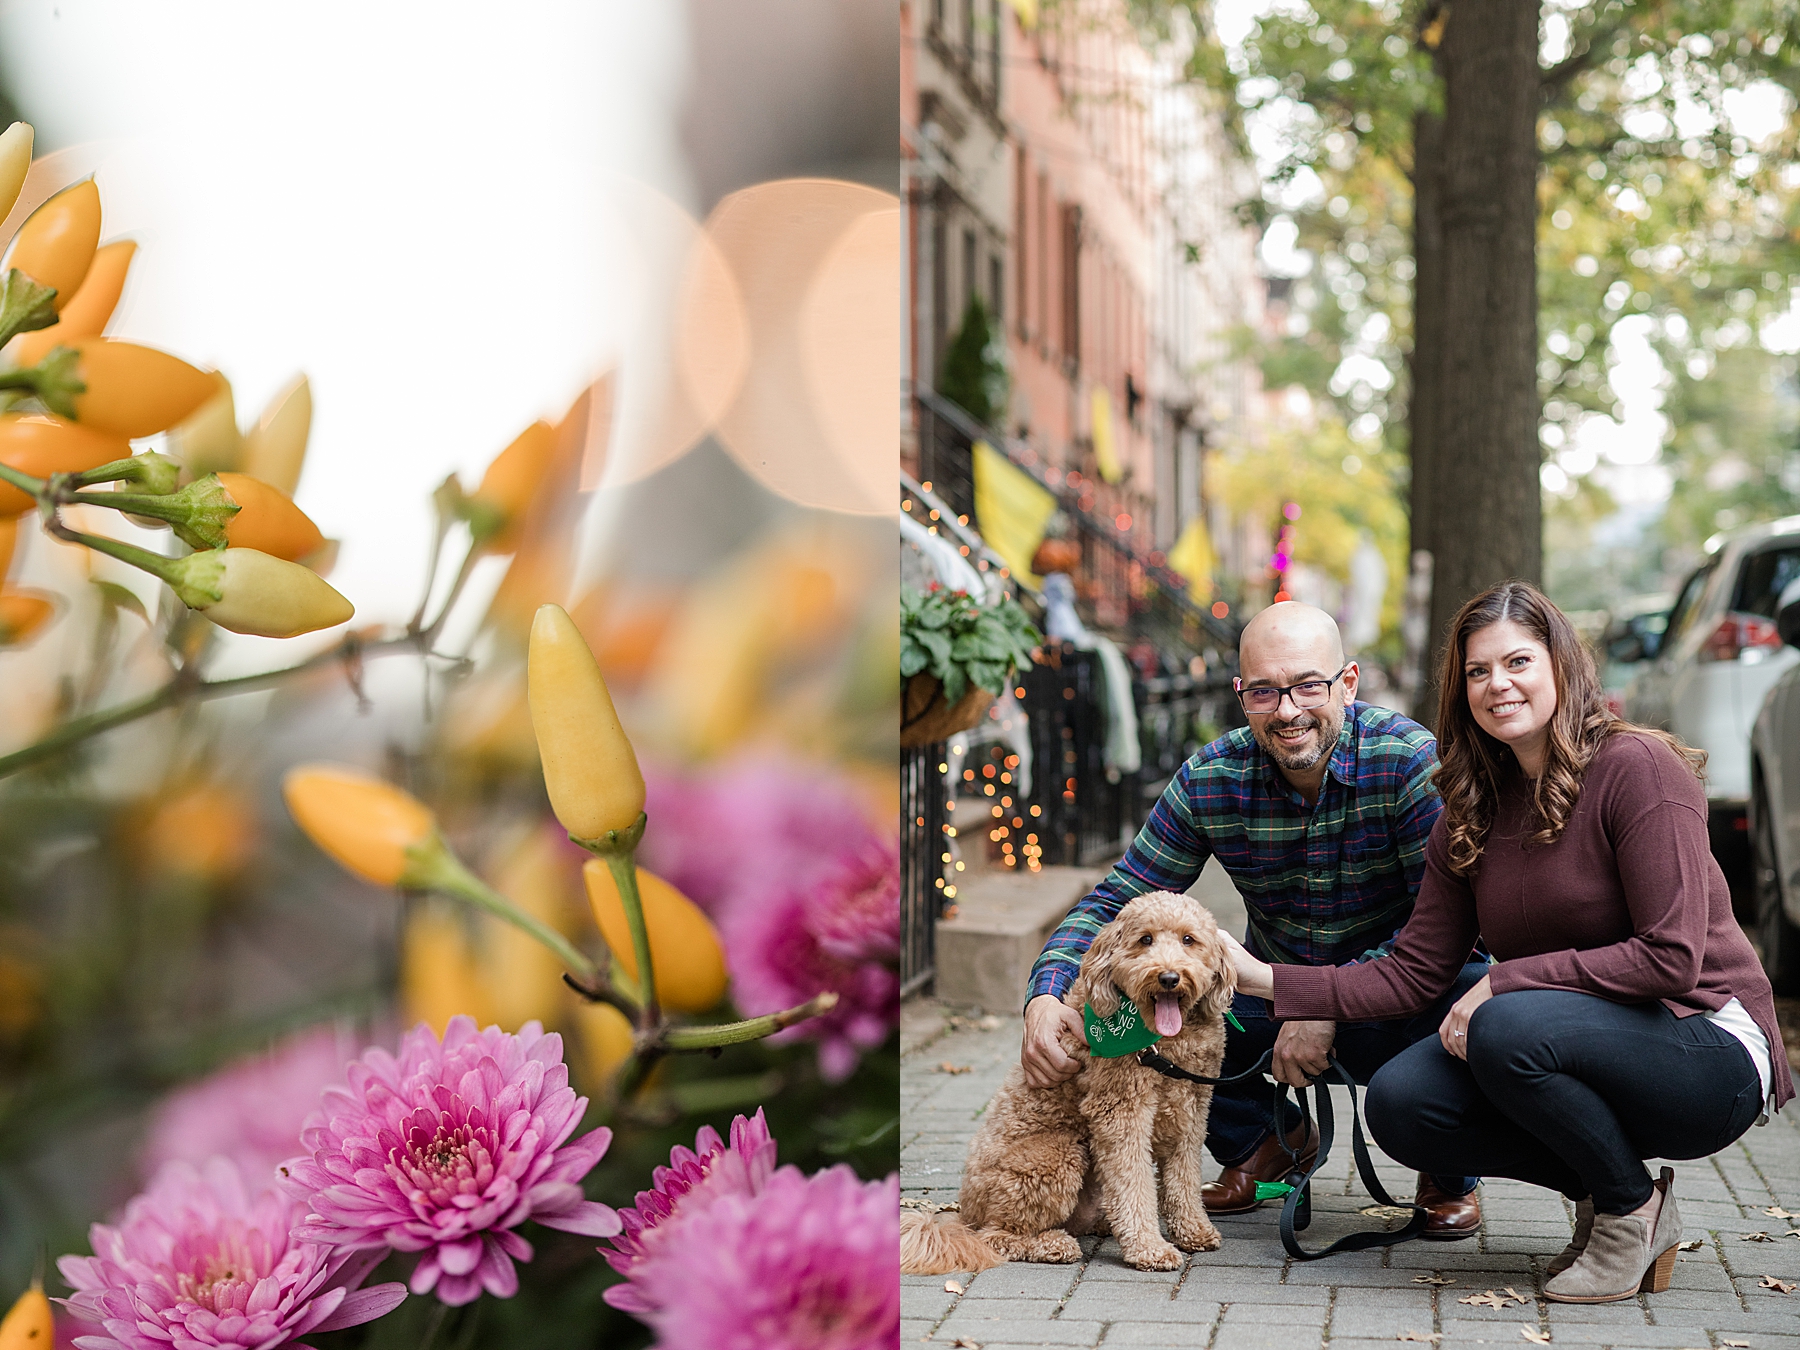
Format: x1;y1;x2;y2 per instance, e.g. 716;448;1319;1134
1154;994;1183;1037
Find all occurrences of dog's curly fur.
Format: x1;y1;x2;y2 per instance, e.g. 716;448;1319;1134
901;890;1236;1273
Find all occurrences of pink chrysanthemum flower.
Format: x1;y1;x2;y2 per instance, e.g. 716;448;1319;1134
601;1110;778;1312
721;837;900;1081
142;1025;364;1186
57;1158;407;1350
281;1016;620;1306
626;1165;900;1350
638;758;879;915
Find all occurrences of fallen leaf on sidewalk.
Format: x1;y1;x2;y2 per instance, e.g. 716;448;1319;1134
944;1280;964;1295
1520;1328;1551;1344
1363;1204;1415;1219
1764;1205;1797;1219
1678;1239;1706;1251
1740;1231;1776;1242
950;1339;983;1349
1460;1290;1529;1309
1411;1274;1456;1287
1503;1287;1527;1303
1721;1339;1750;1347
936;1062;973;1075
1396;1332;1440;1343
1759;1275;1796;1293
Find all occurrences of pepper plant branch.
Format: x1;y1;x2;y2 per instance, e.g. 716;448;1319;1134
571;816;659;1032
561;971;643;1021
653;992;840;1053
404;840;600;982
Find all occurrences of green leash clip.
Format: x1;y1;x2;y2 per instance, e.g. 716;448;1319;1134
1226;1009;1245;1033
1254;1181;1294;1201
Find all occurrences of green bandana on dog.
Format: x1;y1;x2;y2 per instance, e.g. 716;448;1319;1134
1083;992;1248;1059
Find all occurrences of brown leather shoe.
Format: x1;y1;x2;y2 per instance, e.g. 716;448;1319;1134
1202;1121;1319;1215
1416;1175;1481;1240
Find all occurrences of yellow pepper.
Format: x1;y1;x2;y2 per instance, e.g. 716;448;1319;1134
401;903;497;1037
485;825;582;1031
283;764;436;886
582;861;728;1012
0;591;53;645
0;1279;53;1350
63;338;217;438
168;546;353;637
471;420;555;551
167;372;242;475
240;373;311;496
5;177;100;311
216;472;325;562
528;602;645;841
0;412;132;516
13;238;135;366
0;123;34;227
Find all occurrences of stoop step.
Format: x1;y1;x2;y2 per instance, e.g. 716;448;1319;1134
934;864;1108;1012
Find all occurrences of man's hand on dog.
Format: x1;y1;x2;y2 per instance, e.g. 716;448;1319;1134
1022;995;1086;1088
1271;1019;1337;1087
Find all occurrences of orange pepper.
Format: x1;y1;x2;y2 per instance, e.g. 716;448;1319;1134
0;413;132;516
582;861;728;1013
216;472;325;562
471;420;555;551
0;591;51;645
0;518;14;581
64;338;217;438
401;904;498;1037
282;764;436;886
528;602;645;840
0;1279;53;1350
5;177;100;311
13;239;135;366
137;781;257;882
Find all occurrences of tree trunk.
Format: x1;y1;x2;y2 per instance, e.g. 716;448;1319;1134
1408;0;1542;726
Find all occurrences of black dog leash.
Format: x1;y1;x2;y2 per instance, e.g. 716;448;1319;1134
1133;1048;1428;1260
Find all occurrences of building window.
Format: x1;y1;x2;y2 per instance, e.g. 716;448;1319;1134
1060;203;1081;368
1037;171;1049;354
1015;154;1029;339
962;228;978;315
990;254;1005;328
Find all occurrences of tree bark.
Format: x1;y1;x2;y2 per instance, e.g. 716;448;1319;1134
1407;0;1542;726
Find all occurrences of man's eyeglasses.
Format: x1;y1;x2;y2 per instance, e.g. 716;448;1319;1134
1233;666;1350;714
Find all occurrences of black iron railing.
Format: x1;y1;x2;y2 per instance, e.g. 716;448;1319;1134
900;740;950;997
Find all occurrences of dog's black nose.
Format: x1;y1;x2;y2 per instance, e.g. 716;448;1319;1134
1158;971;1180;990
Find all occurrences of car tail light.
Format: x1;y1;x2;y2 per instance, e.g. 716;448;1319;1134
1697;611;1784;662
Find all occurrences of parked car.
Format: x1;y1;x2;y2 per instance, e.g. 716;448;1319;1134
1597;593;1672;718
1748;577;1800;992
1624;517;1800;917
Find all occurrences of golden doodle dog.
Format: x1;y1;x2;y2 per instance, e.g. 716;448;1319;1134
902;890;1236;1273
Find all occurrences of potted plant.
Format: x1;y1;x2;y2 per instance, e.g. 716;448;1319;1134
900;584;1041;748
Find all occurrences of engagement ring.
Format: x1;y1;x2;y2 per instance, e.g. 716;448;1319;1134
1453;1030;1465;1037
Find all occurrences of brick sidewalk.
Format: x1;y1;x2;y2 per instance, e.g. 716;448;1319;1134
901;1001;1800;1350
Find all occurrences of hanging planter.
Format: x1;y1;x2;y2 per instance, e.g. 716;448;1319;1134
899;585;1040;749
901;671;995;748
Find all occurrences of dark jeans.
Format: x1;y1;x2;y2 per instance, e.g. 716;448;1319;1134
1208;960;1490;1198
1366;989;1765;1214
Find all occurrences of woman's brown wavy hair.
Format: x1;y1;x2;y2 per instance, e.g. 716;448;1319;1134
1433;580;1705;875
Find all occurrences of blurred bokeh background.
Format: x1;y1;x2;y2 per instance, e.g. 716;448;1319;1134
0;3;898;1345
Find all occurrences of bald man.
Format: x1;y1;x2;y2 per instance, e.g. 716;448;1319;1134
1021;603;1487;1239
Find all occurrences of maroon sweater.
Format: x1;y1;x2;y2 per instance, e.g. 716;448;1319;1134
1273;731;1794;1110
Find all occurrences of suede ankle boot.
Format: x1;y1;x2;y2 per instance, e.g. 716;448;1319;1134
1544;1169;1681;1304
1546;1197;1595;1278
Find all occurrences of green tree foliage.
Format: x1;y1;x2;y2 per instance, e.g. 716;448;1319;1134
1192;0;1800;601
938;294;1010;429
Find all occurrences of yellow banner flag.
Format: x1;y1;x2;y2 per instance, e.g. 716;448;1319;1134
973;440;1058;589
1091;384;1121;484
1006;0;1039;29
1165;516;1215;605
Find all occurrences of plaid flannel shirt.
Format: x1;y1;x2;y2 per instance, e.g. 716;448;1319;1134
1027;701;1443;1005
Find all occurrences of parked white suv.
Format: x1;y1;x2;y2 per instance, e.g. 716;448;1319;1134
1749;580;1800;992
1624;517;1800;915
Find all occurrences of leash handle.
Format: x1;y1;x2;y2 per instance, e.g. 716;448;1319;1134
1277;1054;1428;1260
